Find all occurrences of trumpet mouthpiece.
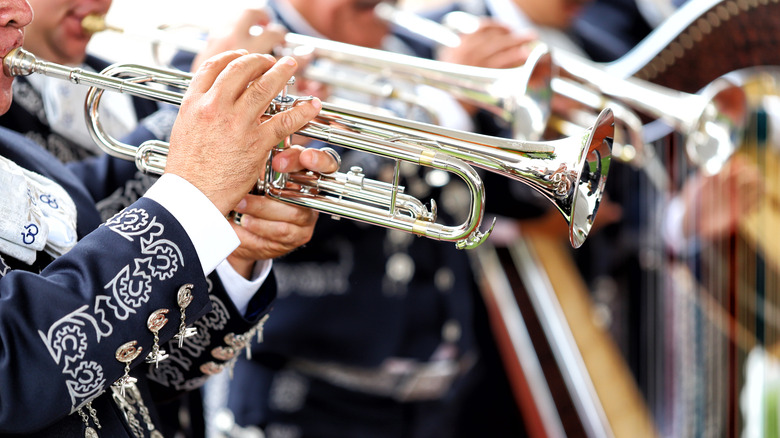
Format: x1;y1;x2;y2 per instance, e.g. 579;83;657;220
81;14;121;35
3;48;36;78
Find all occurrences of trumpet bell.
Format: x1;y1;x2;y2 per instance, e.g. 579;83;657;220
685;77;749;175
568;108;613;248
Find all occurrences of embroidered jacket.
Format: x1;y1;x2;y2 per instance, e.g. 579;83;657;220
0;126;274;436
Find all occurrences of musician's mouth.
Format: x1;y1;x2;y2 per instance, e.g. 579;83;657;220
68;7;109;38
0;36;24;72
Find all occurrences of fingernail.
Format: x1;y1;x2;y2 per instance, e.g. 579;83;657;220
277;157;289;170
236;198;248;211
240;214;251;228
263;54;277;63
311;98;322;110
282;56;296;66
237;49;249;55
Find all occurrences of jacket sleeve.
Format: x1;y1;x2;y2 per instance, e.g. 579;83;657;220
0;197;217;432
144;268;276;401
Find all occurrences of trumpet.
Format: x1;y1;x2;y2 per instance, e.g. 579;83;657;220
552;50;744;175
373;4;653;168
81;14;553;142
3;48;614;249
376;3;745;175
279;33;554;142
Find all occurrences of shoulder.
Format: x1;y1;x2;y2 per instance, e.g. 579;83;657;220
0;125;56;164
85;53;112;71
0;126;103;233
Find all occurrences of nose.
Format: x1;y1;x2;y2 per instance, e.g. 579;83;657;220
0;0;33;29
93;0;113;15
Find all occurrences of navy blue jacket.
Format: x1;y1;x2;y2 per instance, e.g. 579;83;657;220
0;126;274;436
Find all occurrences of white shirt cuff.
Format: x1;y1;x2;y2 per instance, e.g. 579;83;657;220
664;195;699;256
215;258;273;315
143;173;240;275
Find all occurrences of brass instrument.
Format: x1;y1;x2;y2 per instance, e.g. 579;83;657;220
3;48;614;249
81;14;554;142
552;50;744;175
375;3;745;176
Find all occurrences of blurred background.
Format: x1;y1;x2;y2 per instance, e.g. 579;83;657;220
87;0;444;64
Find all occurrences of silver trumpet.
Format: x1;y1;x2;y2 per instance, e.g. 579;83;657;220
373;4;655;170
278;33;554;142
81;14;554;142
377;3;745;176
552;50;744;175
3;48;614;249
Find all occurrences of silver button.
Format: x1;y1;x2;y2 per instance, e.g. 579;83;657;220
442;320;461;343
434;267;454;292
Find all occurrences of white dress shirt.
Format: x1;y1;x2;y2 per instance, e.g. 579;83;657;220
145;174;272;315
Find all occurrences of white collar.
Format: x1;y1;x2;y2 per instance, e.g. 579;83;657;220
0;155;78;264
274;0;329;39
484;0;535;33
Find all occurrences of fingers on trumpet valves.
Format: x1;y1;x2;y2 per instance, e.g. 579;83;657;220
319;147;342;174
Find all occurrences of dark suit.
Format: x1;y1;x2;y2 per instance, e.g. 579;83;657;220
0;126;274;436
574;0;654;62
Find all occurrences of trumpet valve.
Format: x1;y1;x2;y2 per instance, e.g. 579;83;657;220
271;77;299;113
425;199;438;222
345;166;366;188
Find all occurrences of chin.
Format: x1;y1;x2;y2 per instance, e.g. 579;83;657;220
0;97;12;116
0;81;13;114
58;40;90;65
356;31;387;49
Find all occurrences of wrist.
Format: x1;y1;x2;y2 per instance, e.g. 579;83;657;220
227;254;256;279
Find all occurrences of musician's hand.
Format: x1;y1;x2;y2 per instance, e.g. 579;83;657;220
436;20;537;70
680;155;762;241
166;50;321;216
287;76;330;147
191;8;287;72
436;20;537;116
227;146;340;277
